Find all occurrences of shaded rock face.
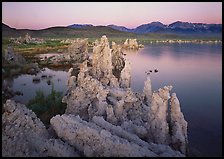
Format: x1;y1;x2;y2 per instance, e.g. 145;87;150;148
67;38;89;63
4;45;26;64
111;41;125;79
2;100;79;157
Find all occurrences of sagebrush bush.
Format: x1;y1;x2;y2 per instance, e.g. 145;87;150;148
27;83;66;126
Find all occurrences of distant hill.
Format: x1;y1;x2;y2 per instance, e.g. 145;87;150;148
2;23;137;39
2;21;222;40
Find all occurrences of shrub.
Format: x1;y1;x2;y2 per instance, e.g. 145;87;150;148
27;83;66;126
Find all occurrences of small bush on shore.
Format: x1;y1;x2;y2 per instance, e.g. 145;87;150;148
27;83;66;126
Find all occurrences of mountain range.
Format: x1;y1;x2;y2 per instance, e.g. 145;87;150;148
69;21;222;34
2;21;222;39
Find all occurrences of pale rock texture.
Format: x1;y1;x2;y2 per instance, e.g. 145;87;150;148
92;35;113;80
106;105;118;125
50;114;184;157
119;59;131;88
67;68;77;88
2;100;79;157
123;39;139;49
92;116;184;157
41;38;88;66
170;93;188;154
63;60;110;121
61;36;188;156
147;86;173;145
143;76;153;105
67;38;89;62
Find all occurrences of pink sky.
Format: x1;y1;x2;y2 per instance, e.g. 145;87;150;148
2;2;222;30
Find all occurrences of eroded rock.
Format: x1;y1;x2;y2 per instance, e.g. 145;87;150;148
50;114;184;157
2;100;79;157
62;36;188;156
123;39;139;49
3;35;188;157
170;93;188;154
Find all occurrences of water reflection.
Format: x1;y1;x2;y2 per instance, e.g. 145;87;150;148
12;68;68;105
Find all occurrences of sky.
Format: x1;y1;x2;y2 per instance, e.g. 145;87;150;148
2;2;222;30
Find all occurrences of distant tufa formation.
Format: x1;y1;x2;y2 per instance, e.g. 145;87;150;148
39;38;89;67
11;33;45;44
122;38;144;49
2;35;187;157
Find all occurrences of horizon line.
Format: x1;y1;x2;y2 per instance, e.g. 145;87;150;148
2;20;222;31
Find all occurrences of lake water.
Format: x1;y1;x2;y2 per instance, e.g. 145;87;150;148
11;43;222;157
12;68;68;104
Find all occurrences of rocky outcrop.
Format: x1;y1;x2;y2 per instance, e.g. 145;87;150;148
4;45;26;64
12;33;45;44
146;85;173;145
123;39;139;49
2;100;80;157
92;35;113;80
170;93;188;154
37;38;88;67
67;68;77;89
2;35;188;157
143;76;152;104
111;42;125;78
62;35;188;156
67;38;89;62
50;114;184;157
122;38;144;49
119;59;131;88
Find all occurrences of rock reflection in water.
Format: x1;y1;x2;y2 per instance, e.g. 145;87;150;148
12;68;68;104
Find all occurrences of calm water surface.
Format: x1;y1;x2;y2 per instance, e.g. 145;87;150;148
12;68;68;104
11;43;222;157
